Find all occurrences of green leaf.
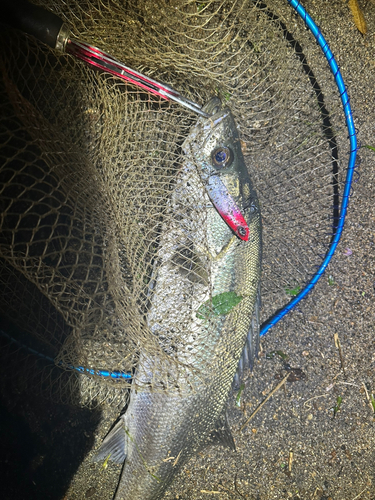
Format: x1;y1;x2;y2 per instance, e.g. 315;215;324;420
364;145;375;152
196;291;243;319
223;91;231;102
333;395;343;417
266;350;288;360
196;2;207;12
371;395;375;413
285;285;301;297
265;351;276;359
328;275;335;286
235;383;245;407
276;350;288;360
102;453;111;470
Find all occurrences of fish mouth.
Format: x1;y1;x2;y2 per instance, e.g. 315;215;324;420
202;96;223;116
183;97;227;150
194;97;230;136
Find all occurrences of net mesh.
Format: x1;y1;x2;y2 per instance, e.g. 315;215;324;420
0;0;347;407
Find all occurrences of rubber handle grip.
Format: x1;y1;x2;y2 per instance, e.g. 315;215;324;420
1;0;64;49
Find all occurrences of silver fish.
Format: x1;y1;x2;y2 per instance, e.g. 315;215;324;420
96;97;262;499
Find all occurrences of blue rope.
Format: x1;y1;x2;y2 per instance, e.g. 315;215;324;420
260;0;357;337
0;328;132;380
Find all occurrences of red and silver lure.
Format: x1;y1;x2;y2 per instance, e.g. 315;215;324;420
205;174;250;241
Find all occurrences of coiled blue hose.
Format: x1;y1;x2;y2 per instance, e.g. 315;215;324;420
1;0;357;379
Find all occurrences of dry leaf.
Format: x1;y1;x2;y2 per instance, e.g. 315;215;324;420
349;0;367;35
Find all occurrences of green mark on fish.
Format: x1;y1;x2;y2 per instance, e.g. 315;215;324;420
196;291;243;320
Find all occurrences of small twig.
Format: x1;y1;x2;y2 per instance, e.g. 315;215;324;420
351;487;368;500
362;382;370;403
304;394;329;409
336;381;359;387
312;487;320;499
172;449;182;467
334;332;346;378
234;473;246;499
240;372;290;431
217;482;232;493
362;382;375;414
288;450;293;472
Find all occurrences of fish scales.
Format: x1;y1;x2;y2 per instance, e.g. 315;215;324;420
97;97;262;499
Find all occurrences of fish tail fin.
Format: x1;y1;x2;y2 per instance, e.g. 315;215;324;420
233;285;261;387
93;415;127;464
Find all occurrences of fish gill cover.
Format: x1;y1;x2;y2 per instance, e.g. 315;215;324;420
0;0;349;410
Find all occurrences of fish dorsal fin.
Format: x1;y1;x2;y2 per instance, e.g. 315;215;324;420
233;285;261;388
94;415;127;464
208;411;236;451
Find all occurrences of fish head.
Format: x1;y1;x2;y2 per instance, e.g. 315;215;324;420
183;97;254;240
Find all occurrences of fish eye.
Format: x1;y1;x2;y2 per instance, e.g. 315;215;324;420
211;147;233;169
238;226;247;237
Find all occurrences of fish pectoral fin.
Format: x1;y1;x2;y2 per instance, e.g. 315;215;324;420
93;415;127;464
207;411;236;452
